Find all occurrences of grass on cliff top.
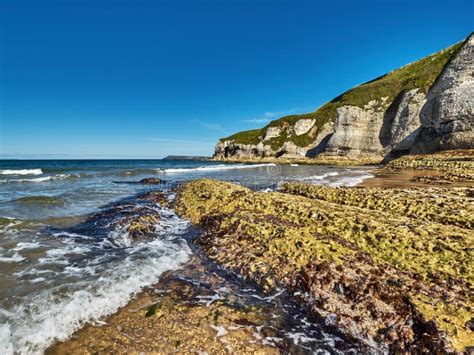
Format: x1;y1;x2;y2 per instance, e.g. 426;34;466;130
220;128;262;145
221;39;464;147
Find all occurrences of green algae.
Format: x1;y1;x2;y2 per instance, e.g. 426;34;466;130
174;179;474;352
280;183;474;229
145;302;162;317
385;150;474;173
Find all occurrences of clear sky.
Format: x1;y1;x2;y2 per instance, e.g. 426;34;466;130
0;0;472;158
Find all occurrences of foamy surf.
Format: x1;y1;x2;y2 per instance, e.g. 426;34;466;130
328;172;374;187
299;171;340;181
0;247;189;353
292;170;374;187
0;169;43;176
0;252;26;263
1;174;78;184
0;203;192;354
158;163;276;173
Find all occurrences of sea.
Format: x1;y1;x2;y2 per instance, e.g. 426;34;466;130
0;159;374;353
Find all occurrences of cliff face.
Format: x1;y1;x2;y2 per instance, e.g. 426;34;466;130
215;34;473;161
414;34;474;153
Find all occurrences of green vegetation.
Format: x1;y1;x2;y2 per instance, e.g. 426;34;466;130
220;40;464;149
220;128;261;145
175;179;473;352
337;41;463;108
280;182;473;229
386;149;474;172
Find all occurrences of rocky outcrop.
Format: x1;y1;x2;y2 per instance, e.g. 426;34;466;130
215;34;472;161
263;126;282;141
294;118;316;135
215;117;325;159
174;179;474;352
380;89;426;155
413;33;474;153
323;99;387;157
214;140;276;158
323;89;428;159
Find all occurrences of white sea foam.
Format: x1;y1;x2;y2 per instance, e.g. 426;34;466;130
159;163;276;173
296;170;373;187
10;176;52;183
0;169;43;176
3;174;74;183
299;171;340;181
0;252;26;263
12;242;42;251
0;325;13;354
0;206;191;354
31;277;46;283
0;245;189;353
328;173;374;187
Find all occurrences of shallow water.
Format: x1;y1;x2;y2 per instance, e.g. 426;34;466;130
0;159;374;353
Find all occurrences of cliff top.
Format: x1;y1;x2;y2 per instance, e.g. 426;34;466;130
220;37;465;149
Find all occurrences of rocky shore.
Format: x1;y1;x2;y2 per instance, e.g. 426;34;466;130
48;150;473;353
49;250;362;354
213;155;382;166
172;151;473;353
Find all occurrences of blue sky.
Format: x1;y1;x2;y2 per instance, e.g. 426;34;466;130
0;0;472;158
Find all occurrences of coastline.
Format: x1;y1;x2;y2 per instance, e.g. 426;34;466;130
47;150;473;353
212;156;383;166
48;255;361;354
47;255;285;354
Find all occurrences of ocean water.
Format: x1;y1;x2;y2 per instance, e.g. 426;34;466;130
0;159;374;353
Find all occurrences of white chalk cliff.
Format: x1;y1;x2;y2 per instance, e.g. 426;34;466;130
215;34;473;161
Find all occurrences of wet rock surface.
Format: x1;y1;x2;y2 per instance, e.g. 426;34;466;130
137;190;170;207
138;177;166;185
173;178;473;352
280;183;473;229
385;150;474;184
47;189;362;354
48;255;361;354
113;177;166;185
61;191;172;247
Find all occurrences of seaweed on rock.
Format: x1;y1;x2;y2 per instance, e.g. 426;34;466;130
174;179;473;352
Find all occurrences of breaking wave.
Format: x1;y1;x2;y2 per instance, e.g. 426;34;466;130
294;170;374;187
159;163;276;173
0;169;43;176
1;174;81;184
0;205;191;353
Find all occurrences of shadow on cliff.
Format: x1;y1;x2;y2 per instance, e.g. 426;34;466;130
382;128;423;163
305;133;333;157
379;90;408;148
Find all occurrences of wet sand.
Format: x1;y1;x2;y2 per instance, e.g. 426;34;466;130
360;168;474;188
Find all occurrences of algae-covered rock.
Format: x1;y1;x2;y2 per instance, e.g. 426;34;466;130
174;179;474;353
48;273;281;354
138;177;165;185
137;190;170;207
385;149;474;173
280;182;474;229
